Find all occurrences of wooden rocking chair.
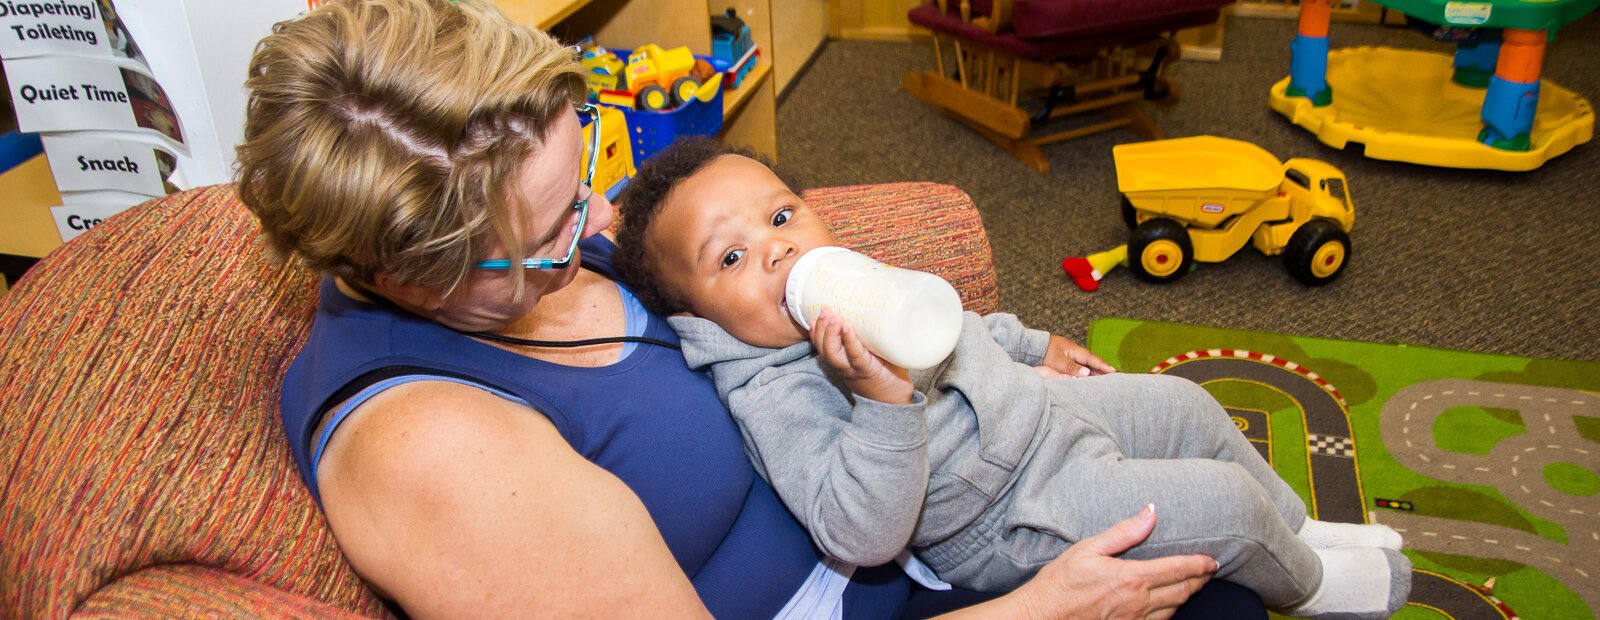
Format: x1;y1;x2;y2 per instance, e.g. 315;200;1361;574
903;0;1233;173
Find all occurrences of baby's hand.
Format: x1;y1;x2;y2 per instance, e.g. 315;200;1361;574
1040;334;1116;378
811;309;914;404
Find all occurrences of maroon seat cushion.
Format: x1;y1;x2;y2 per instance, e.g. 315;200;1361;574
1011;0;1234;40
908;1;1231;59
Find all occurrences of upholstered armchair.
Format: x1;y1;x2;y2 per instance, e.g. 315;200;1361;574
0;181;996;616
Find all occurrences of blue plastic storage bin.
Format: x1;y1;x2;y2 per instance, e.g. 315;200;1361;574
600;49;725;165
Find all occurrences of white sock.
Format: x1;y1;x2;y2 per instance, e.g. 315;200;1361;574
1297;518;1403;550
1288;547;1412;619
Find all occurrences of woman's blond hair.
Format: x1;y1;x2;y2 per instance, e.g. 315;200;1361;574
236;0;586;292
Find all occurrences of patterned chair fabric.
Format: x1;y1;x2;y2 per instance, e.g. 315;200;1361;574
0;182;995;616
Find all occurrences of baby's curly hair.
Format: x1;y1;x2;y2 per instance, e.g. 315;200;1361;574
614;137;801;316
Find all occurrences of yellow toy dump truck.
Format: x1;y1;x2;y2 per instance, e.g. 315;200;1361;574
625;44;701;112
1116;136;1355;286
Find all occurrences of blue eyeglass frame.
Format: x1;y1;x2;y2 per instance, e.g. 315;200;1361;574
475;103;601;271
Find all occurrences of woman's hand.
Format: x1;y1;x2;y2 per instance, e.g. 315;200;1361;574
1015;506;1216;620
1037;334;1116;379
936;505;1215;620
810;309;914;404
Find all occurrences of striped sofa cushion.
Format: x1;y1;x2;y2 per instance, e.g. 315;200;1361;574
0;185;385;616
805;182;999;315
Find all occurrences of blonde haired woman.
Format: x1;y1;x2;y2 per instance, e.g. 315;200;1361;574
237;0;1246;616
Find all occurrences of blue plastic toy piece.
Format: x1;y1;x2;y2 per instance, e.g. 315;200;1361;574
1479;76;1540;150
1452;37;1501;87
1288;35;1332;106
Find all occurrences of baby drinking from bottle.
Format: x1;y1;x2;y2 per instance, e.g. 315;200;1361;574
612;138;1411;619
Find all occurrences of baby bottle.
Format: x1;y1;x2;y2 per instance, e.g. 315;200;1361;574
784;247;963;370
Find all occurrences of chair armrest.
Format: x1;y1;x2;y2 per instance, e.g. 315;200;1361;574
72;564;376;619
804;182;999;315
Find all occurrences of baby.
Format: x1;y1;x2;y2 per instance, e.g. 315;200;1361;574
613;138;1411;618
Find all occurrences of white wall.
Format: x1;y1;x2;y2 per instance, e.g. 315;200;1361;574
114;0;303;187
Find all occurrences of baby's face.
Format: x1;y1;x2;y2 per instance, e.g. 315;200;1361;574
645;154;835;349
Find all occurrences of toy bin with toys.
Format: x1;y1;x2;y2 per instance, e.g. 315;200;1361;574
608;81;723;164
613;80;723;164
580;41;725;164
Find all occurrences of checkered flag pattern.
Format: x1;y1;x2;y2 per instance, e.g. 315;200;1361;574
1307;434;1355;458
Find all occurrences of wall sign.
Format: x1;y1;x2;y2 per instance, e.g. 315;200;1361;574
0;0;145;63
41;134;174;195
4;55;184;151
49;201;132;242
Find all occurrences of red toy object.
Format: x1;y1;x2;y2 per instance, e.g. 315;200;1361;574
1061;256;1101;292
1060;245;1128;292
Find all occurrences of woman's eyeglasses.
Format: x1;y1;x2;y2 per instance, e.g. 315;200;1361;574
475;103;601;271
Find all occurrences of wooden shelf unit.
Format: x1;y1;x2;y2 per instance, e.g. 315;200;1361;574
0;155;64;260
497;0;808;161
501;0;599;29
724;60;772;118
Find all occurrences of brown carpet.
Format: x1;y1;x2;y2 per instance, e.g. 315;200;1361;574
776;13;1600;362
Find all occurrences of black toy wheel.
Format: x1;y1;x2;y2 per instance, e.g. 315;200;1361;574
671;76;701;106
1128;218;1193;283
1121;196;1139;229
1284;219;1351;286
637;85;671;111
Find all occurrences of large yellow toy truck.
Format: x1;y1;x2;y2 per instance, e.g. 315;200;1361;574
1116;136;1355;286
624;44;701;112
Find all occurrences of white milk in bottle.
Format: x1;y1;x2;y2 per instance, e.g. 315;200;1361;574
784;247;963;370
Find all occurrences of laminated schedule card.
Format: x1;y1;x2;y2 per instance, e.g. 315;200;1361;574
3;55;184;151
42;134;175;196
0;0;145;63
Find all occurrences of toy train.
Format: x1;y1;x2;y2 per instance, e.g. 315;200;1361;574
711;8;758;89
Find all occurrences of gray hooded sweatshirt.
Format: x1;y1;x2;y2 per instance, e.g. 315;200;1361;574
669;311;1055;571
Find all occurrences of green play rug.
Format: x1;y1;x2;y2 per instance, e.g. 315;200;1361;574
1086;318;1600;620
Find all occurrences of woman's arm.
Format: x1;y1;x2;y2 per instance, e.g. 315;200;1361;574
314;382;1209;619
316;380;712;618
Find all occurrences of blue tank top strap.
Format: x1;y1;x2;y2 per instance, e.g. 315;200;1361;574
310;375;528;481
619;280;648;358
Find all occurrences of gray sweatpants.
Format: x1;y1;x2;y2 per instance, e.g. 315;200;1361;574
928;373;1322;607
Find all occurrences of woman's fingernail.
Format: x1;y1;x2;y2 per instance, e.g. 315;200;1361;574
1142;503;1155;517
1212;560;1221;572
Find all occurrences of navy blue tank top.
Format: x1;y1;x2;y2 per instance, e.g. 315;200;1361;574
278;237;908;617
